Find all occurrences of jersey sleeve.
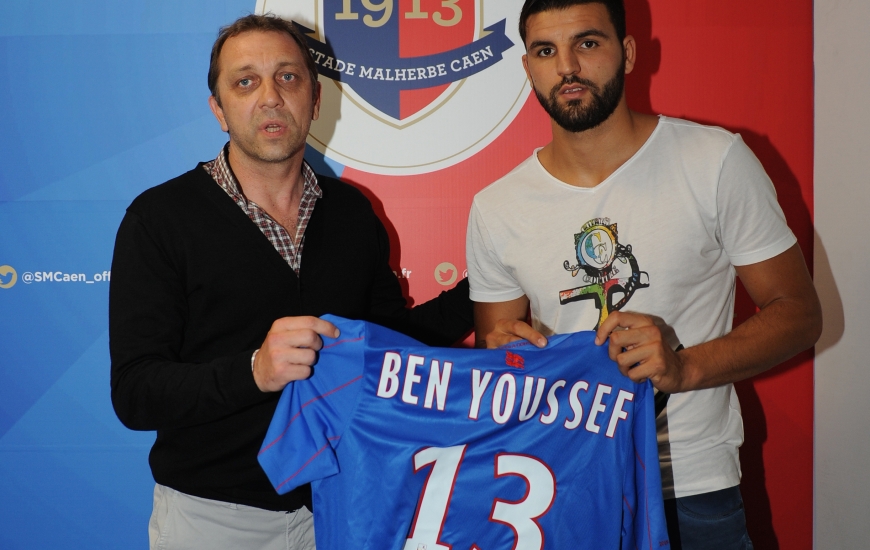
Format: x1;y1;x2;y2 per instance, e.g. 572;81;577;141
258;316;367;495
717;135;797;266
622;385;670;550
466;200;526;303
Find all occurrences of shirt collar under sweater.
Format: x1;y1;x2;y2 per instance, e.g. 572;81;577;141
203;144;322;275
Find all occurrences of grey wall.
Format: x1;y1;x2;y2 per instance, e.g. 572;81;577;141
814;0;870;547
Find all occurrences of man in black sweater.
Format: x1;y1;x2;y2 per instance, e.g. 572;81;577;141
109;14;472;550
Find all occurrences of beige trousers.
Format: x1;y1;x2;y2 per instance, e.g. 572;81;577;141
148;484;315;550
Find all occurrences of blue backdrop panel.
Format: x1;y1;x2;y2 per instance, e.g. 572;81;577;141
0;2;348;548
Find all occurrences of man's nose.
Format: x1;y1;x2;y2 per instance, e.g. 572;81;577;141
556;50;581;77
259;79;283;108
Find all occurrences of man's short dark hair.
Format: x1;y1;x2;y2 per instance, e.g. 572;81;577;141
519;0;626;46
208;14;319;105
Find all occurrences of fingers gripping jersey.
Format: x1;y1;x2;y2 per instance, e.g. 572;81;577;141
258;315;669;550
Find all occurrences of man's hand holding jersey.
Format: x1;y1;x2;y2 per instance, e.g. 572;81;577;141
253;316;340;392
477;305;685;393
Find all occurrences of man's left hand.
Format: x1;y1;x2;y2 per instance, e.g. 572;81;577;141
595;311;693;393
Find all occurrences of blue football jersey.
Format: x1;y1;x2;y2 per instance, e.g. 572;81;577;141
258;315;669;550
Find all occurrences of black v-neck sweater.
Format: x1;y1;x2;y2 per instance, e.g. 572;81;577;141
109;165;472;511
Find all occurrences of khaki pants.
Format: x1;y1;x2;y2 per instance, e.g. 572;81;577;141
148;484;315;550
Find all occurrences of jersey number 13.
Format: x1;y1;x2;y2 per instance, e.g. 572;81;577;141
404;444;556;550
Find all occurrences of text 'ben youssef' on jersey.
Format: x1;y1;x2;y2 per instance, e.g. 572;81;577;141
258;315;669;550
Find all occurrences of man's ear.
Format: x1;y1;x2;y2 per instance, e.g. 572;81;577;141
208;95;229;132
522;54;535;91
623;35;637;75
311;81;322;121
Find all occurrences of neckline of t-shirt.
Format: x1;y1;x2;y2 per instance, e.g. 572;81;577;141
533;114;666;192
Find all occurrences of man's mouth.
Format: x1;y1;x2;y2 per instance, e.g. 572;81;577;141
265;124;283;133
558;77;596;96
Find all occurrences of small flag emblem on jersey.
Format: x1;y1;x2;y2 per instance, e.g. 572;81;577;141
505;351;524;369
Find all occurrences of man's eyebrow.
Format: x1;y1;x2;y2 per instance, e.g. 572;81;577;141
572;28;610;41
528;39;555;51
228;64;256;74
527;28;611;51
227;61;302;74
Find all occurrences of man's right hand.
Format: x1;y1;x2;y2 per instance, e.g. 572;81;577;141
484;318;548;349
253;316;340;392
474;298;547;349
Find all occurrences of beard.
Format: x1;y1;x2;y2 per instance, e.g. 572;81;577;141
534;59;625;133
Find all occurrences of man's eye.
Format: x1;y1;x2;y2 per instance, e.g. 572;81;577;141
239;78;251;87
539;47;554;57
281;73;295;82
580;40;597;49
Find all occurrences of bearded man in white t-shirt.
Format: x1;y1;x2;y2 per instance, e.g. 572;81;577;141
465;1;822;548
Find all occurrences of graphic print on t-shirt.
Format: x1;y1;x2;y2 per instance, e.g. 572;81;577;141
559;218;649;328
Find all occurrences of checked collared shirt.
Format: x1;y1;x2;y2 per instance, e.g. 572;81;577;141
203;145;322;275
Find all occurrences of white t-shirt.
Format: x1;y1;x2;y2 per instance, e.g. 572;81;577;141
466;116;796;498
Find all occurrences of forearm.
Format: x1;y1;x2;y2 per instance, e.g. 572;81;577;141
677;293;822;391
366;219;473;346
676;245;823;391
110;351;268;431
406;278;474;346
601;245;822;394
369;277;473;346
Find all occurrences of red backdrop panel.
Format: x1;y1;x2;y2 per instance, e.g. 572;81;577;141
342;1;814;547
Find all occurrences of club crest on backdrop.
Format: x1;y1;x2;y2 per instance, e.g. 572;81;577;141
255;0;529;174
